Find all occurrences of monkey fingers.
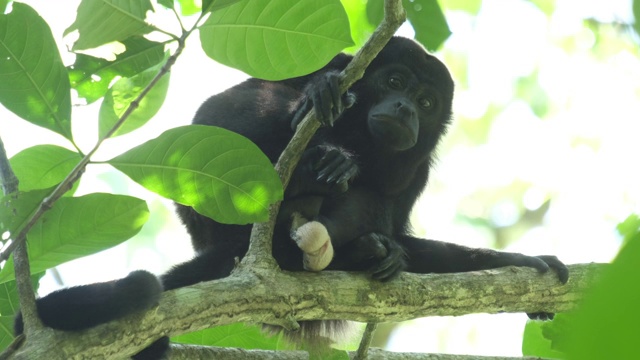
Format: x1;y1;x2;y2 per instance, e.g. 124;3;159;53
366;234;407;281
314;148;358;186
534;255;569;284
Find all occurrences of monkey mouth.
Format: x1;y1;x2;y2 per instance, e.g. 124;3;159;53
370;115;417;150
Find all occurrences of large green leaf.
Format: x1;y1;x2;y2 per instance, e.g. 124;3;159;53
0;3;72;139
522;319;567;358
202;0;243;13
0;317;14;351
69;36;165;104
199;0;353;80
0;188;50;245
0;1;10;13
157;0;173;9
366;0;451;51
563;215;640;359
65;0;154;50
407;0;450;51
9;145;82;191
177;0;200;15
108;125;283;224
0;273;43;316
0;193;149;284
98;56;170;138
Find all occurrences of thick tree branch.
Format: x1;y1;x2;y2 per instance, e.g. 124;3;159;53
241;0;407;270
9;263;602;359
169;345;556;360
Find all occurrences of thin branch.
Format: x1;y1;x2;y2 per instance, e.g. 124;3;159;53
8;263;602;359
240;0;407;270
0;138;18;195
0;138;41;333
354;323;377;360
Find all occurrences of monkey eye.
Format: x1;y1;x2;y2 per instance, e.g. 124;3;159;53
388;76;403;89
419;97;435;109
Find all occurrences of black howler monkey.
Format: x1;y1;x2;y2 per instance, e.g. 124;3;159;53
14;37;569;359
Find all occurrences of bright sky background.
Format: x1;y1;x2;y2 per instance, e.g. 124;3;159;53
2;0;639;356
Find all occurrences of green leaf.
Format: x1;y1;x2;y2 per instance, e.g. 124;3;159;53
199;0;353;80
177;0;200;15
9;145;82;191
405;0;451;51
98;56;170;138
617;214;640;246
202;0;243;13
108;125;283;224
564;222;640;359
0;269;39;351
366;0;451;51
0;188;50;244
65;0;154;51
0;3;72;139
365;0;383;26
1;1;11;13
522;319;566;358
0;316;14;351
172;323;295;350
440;0;482;14
0;194;149;284
0;272;44;316
157;0;173;9
69;36;165;104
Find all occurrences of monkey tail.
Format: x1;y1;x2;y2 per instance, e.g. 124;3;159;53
263;320;355;348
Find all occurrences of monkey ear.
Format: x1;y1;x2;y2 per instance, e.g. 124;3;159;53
290;212;334;271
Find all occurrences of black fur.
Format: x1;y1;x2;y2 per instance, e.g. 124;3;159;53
14;37;569;359
14;270;161;334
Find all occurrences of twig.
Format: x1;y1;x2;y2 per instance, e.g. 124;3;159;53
0;137;41;332
354;323;378;360
241;0;407;269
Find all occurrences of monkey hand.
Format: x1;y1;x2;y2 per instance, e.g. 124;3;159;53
313;146;358;192
490;253;568;321
345;233;407;281
289;145;358;196
291;71;356;129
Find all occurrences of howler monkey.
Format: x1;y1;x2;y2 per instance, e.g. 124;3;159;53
14;37;569;359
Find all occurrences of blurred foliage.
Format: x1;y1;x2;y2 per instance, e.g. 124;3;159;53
523;214;640;359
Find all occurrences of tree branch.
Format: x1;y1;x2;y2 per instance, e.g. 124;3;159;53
169;345;556;360
9;263;602;359
0;137;42;333
240;0;407;270
355;323;378;360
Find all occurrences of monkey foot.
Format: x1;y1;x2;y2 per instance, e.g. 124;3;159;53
290;213;334;271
